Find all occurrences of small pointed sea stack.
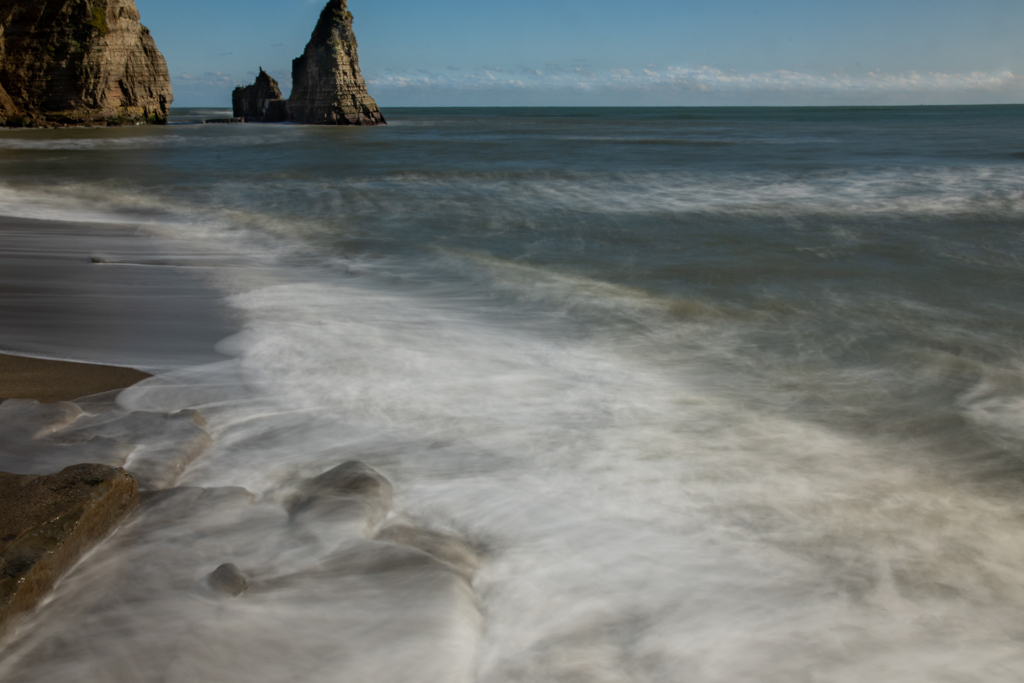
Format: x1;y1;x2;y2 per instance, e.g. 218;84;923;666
232;68;288;122
0;0;173;126
287;0;385;125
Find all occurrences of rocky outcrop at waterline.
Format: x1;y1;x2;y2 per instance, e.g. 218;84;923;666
0;463;138;640
232;0;384;125
231;68;287;123
0;0;173;127
0;391;215;640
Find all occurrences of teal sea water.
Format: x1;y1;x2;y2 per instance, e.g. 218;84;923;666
1;106;1023;681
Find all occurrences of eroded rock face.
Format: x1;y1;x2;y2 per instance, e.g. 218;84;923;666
0;0;173;126
231;67;288;122
0;463;138;640
287;0;384;125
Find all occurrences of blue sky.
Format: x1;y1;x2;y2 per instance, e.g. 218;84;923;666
135;0;1024;107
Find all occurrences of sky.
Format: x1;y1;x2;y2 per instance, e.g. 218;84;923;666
134;0;1024;108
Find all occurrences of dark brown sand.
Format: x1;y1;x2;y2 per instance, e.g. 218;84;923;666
0;352;151;403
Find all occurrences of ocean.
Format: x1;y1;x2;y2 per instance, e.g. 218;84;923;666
0;106;1023;681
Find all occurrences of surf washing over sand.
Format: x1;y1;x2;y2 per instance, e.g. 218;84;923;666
1;106;1024;681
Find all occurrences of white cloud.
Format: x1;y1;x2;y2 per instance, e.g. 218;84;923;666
177;71;235;86
366;64;1022;101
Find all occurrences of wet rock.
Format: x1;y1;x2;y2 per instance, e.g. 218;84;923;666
57;408;212;490
0;399;133;475
376;523;480;581
286;0;385;125
288;460;393;533
0;437;133;476
0;0;173;126
265;540;454;586
231;68;288;122
208;563;249;597
0;486;481;683
305;460;393;502
0;399;83;441
0;463;138;639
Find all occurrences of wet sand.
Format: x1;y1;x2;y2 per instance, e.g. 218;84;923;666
0;215;239;372
0;352;151;403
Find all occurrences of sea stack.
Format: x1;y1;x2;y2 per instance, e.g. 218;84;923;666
0;0;173;126
231;68;288;122
287;0;384;125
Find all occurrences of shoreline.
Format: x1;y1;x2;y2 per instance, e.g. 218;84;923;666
0;352;151;403
0;209;231;640
0;214;239;371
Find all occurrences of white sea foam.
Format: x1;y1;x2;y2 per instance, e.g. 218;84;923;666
2;112;1024;681
50;260;1019;682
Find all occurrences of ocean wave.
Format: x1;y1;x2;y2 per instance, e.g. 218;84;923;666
321;166;1024;219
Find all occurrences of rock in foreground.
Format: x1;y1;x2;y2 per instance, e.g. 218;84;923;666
0;464;138;639
0;482;482;683
0;0;173;126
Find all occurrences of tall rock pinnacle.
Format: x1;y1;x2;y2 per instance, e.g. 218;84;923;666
287;0;385;125
0;0;173;126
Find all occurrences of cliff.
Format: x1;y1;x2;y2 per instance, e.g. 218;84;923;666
287;0;384;125
0;0;173;126
232;67;287;122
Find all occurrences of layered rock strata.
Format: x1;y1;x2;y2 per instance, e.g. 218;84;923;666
288;0;384;125
0;0;173;126
233;0;384;125
0;463;138;640
231;67;287;122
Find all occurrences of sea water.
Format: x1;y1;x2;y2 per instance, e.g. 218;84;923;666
0;106;1023;681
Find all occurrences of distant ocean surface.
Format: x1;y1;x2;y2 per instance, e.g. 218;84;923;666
1;106;1023;681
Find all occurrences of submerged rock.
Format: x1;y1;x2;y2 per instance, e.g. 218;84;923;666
0;463;138;639
288;460;394;535
231;68;288;122
0;0;173;126
0;399;214;486
57;407;213;491
0;484;482;683
0;399;82;441
286;0;385;125
208;563;249;597
376;523;480;581
0;399;134;475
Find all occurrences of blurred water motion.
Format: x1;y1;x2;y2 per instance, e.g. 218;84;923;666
0;106;1023;681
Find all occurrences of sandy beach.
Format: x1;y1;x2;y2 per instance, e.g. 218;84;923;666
0;352;150;403
0;214;238;372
